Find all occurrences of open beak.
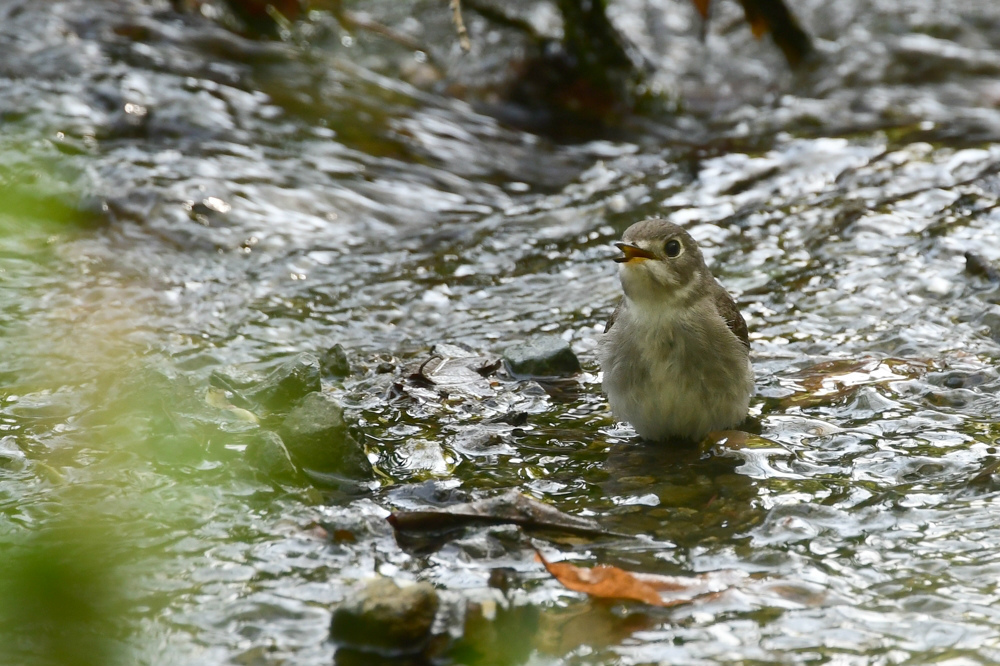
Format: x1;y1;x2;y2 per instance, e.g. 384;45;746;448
613;242;657;263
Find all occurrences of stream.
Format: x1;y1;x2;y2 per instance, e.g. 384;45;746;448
3;0;1000;664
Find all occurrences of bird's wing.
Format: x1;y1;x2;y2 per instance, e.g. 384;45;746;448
714;289;750;350
604;299;623;333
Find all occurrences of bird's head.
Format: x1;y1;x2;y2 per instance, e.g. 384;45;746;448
613;219;712;307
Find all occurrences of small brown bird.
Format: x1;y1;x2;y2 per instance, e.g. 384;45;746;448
598;219;753;441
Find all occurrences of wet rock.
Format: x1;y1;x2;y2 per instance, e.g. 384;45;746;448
99;365;204;439
321;343;352;378
934;370;989;389
503;335;581;377
248;353;321;413
278;392;373;480
243;430;298;482
966;251;1000;282
330;577;439;655
980;311;1000;343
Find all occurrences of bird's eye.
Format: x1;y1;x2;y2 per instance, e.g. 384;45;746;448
664;239;681;257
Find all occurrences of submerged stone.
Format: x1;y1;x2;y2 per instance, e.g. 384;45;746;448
244;430;298;482
248;353;322;414
321;343;352;378
278;392;373;480
966;251;1000;282
0;437;27;471
503;335;581;377
330;577;439;655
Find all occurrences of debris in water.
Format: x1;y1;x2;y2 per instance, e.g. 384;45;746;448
536;550;746;607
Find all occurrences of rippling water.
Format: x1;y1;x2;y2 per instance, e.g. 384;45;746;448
2;0;1000;664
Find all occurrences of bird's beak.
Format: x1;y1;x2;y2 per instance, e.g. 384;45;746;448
614;242;657;263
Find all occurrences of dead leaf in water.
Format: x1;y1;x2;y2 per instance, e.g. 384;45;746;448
475;359;503;378
537;552;663;606
406;355;439;390
536;551;746;607
967;458;1000;489
387;489;619;538
403;345;498;399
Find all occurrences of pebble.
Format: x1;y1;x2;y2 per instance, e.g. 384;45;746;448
278;392;374;481
330;577;439;655
503;335;581;377
248;353;322;414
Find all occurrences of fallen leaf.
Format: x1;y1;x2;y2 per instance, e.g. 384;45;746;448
537;551;665;606
536;551;747;607
404;346;498;398
485;411;527;426
630;569;747;603
968;458;1000;489
475;359;503;378
406;355;439;390
302;522;331;540
387;489;620;538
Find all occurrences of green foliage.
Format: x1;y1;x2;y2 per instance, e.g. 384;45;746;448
0;142;100;242
0;522;128;666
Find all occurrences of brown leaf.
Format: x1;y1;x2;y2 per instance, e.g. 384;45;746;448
537;552;666;606
302;522;330;540
536;551;747;608
968;458;1000;488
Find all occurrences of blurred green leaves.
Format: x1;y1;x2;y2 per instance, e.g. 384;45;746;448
0;521;129;666
0;139;133;666
0;139;101;244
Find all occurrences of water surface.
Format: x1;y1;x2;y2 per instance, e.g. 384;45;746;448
2;0;1000;664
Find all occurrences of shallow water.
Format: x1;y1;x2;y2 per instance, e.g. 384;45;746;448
3;0;1000;664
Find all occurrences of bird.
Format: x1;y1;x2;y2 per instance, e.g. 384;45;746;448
598;219;753;442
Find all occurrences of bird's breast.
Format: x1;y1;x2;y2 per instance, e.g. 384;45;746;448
598;297;752;441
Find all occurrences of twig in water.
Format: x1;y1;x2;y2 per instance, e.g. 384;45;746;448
328;0;441;66
450;0;471;52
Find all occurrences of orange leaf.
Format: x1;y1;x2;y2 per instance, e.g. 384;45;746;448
690;0;711;19
537;551;749;607
537;551;666;606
